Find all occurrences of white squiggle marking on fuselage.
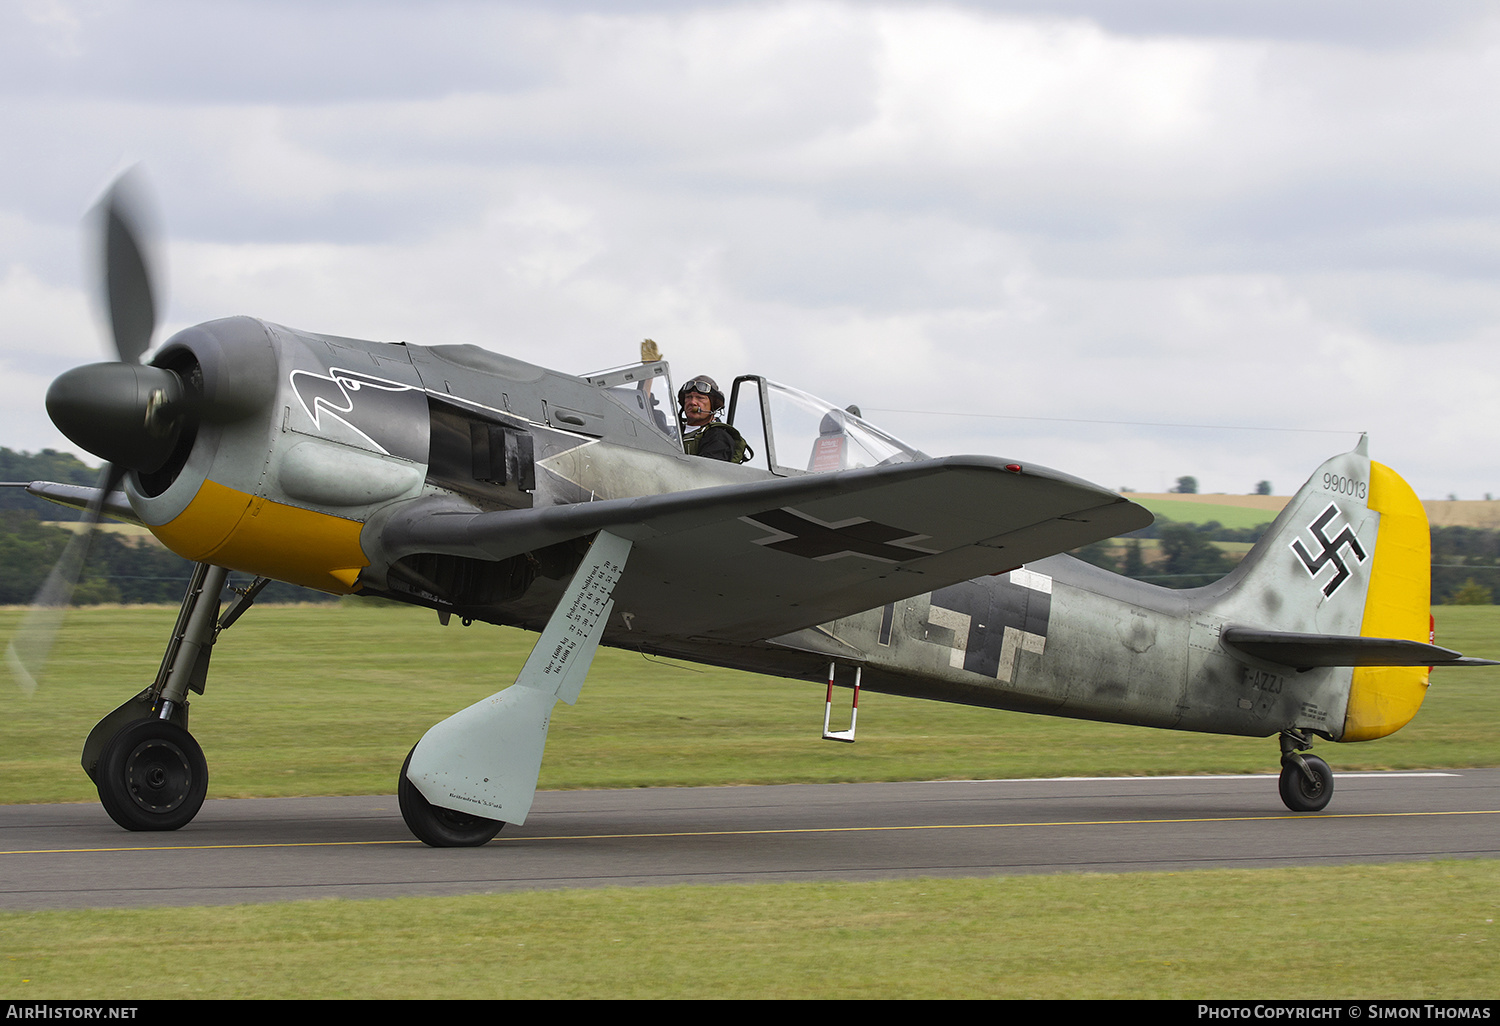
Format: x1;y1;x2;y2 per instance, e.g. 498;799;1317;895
288;367;418;456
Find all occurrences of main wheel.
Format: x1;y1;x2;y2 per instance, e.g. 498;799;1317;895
95;718;209;831
1279;754;1334;813
398;746;504;847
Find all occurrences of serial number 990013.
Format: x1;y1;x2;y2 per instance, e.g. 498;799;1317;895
1323;473;1367;498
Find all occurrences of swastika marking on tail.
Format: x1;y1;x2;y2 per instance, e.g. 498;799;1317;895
1291;504;1367;597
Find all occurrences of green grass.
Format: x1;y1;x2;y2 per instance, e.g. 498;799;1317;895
4;603;1497;1000
4;603;1499;805
4;862;1496;999
1133;498;1278;530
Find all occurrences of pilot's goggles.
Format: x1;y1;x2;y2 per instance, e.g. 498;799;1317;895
682;379;718;396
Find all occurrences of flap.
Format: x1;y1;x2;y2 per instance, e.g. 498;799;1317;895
381;455;1151;642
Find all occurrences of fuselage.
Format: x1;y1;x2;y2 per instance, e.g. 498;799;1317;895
110;316;1418;749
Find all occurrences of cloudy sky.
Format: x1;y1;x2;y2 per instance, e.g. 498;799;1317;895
4;0;1500;499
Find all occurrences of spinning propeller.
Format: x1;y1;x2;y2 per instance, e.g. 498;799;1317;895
6;172;193;693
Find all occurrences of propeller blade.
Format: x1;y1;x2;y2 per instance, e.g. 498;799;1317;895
5;464;126;695
12;170;166;692
96;173;159;365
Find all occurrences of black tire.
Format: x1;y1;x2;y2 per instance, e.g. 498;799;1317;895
95;718;208;831
398;746;503;848
1279;754;1334;813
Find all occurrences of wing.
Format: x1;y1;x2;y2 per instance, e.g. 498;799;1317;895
7;481;141;525
379;455;1152;641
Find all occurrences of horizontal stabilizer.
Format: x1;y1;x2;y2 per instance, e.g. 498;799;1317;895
1223;628;1498;669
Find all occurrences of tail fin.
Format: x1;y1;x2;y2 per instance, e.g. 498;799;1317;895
1206;437;1435;741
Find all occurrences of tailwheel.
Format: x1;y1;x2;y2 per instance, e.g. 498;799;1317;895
1278;753;1334;813
398;746;504;848
95;718;209;831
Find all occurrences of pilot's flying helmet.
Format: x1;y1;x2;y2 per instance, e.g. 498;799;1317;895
677;375;725;413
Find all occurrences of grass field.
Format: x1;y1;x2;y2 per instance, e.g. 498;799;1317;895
1131;497;1282;530
3;602;1498;999
1132;492;1500;532
4;602;1499;803
6;862;1497;999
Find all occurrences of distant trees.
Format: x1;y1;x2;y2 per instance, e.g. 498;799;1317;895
0;448;96;520
1072;517;1247;589
0;446;339;606
1431;527;1500;605
1069;539;1118;572
1152;522;1236;587
3;446;1495;605
1448;579;1494;605
0;508;339;606
1069;516;1500;601
0;512;195;604
0;513;77;604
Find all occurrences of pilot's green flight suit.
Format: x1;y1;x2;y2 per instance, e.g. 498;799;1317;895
684;421;751;463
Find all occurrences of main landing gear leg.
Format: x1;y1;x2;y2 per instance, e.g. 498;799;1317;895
1277;729;1334;813
400;530;632;848
82;565;269;831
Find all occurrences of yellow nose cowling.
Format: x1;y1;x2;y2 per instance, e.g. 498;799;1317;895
151;478;368;594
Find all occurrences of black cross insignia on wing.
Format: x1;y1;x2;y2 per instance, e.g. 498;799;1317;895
740;508;939;563
1291;503;1367;597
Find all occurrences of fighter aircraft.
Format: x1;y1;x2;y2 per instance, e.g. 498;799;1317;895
11;178;1493;846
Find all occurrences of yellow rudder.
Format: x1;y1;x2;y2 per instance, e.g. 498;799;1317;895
1344;461;1431;741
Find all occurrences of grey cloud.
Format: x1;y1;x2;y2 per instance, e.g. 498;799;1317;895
1;0;552;102
4;1;1500;499
950;0;1493;46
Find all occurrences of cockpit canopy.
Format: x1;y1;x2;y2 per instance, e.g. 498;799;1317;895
583;360;681;445
728;376;926;476
584;362;926;475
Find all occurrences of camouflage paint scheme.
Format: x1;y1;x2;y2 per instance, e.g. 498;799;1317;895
49;314;1466;839
123;317;1433;748
803;452;1429;744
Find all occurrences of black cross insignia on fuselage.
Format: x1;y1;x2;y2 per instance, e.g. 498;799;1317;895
741;508;937;563
1291;503;1367;597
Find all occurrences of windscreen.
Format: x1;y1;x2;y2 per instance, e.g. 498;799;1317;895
734;378;926;475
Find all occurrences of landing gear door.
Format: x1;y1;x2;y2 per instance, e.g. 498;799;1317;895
727;376;774;474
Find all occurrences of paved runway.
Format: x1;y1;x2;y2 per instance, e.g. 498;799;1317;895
3;770;1498;910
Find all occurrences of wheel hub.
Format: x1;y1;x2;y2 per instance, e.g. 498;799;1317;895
124;738;193;812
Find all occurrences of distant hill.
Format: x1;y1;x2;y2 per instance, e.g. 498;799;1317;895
0;448;97;521
1130;494;1284;531
1422;500;1500;530
1131;493;1500;531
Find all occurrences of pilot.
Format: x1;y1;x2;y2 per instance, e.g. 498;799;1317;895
678;376;750;463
